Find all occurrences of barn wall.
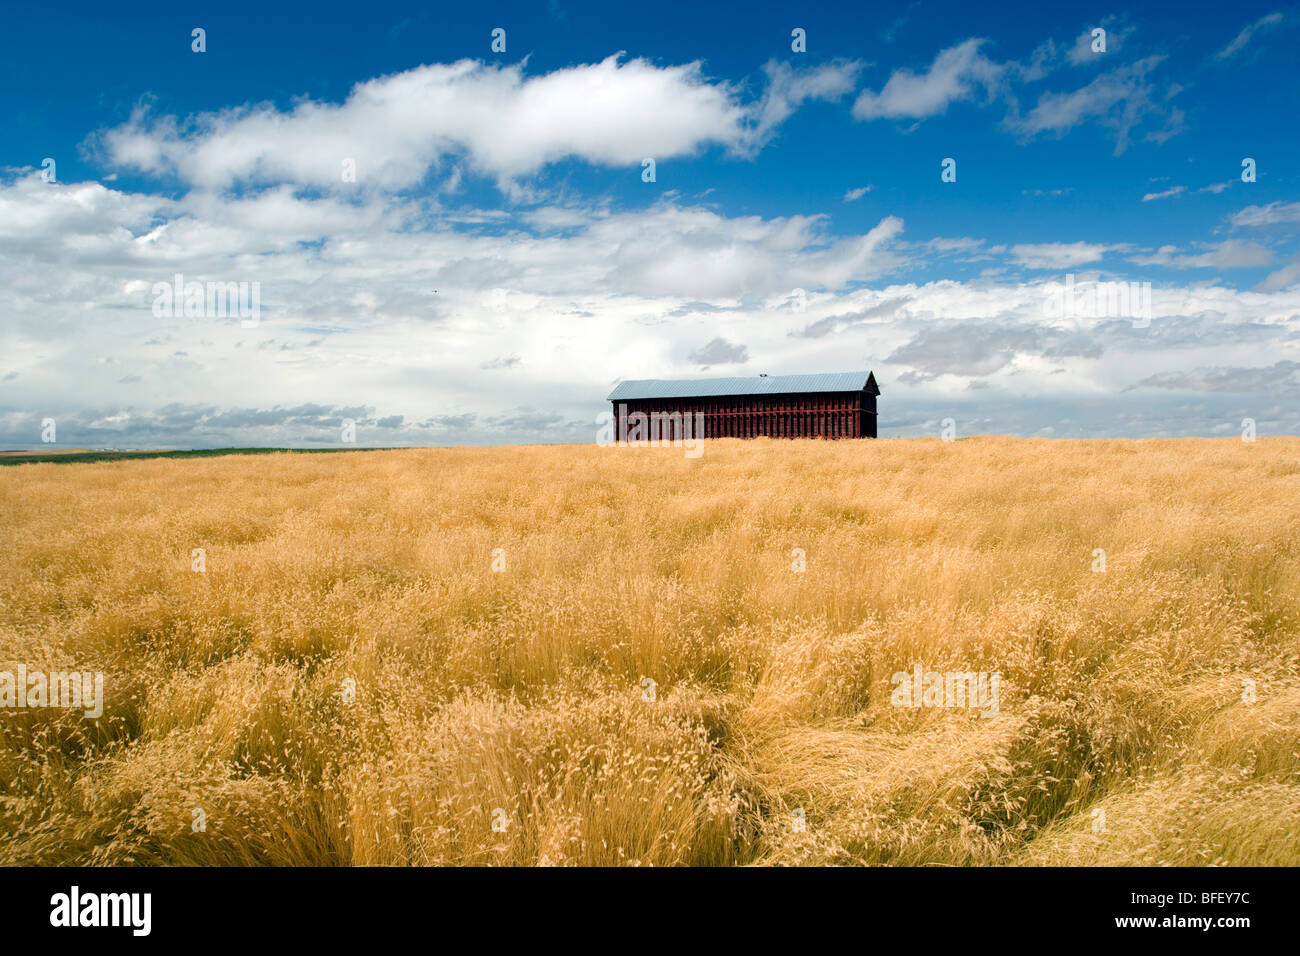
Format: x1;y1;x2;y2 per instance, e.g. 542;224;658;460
612;391;876;440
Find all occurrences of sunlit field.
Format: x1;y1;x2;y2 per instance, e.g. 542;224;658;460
2;437;1297;866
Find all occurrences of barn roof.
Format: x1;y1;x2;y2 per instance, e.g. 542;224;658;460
608;371;878;401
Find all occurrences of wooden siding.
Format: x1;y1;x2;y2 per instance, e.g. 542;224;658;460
612;391;877;440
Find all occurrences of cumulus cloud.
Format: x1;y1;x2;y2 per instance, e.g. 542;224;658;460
0;168;927;446
597;210;905;299
687;337;748;367
5;188;1299;445
887;317;1101;381
789;298;910;339
100;55;857;191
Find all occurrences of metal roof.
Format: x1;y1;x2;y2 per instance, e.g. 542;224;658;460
608;371;877;401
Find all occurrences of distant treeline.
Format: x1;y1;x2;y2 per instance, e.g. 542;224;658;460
0;447;397;467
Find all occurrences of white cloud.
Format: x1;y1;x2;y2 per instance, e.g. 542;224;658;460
1141;185;1185;202
1230;201;1300;228
751;59;862;144
1214;12;1285;60
852;39;1003;121
0;171;918;447
843;185;874;202
0;173;171;240
1009;56;1173;154
1130;240;1274;269
925;237;986;255
1258;254;1300;292
853;35;1182;154
688;337;748;368
1066;16;1135;65
595;209;905;299
101;55;852;191
1009;242;1114;270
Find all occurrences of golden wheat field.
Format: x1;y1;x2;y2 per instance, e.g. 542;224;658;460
1;436;1298;866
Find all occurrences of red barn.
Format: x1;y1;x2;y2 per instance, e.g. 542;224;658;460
607;371;879;440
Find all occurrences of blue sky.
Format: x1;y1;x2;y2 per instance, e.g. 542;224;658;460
2;0;1298;446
